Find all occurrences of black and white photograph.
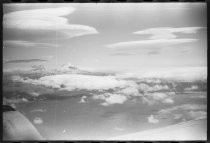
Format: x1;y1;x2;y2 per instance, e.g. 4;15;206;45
3;3;207;140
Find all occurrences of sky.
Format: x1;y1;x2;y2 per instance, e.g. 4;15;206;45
3;3;207;72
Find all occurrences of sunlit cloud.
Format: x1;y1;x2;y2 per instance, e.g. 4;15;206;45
4;7;98;38
93;93;127;106
134;27;203;40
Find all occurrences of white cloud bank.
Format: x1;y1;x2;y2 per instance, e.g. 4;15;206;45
116;67;207;81
11;74;176;106
4;7;98;38
134;27;203;40
11;74;130;91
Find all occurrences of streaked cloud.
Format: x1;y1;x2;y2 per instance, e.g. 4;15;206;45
30;109;47;113
3;7;98;38
111;52;135;56
3;40;59;48
158;104;206;114
106;39;197;49
5;58;48;64
134;27;203;40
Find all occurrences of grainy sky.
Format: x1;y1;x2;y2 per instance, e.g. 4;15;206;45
3;3;207;72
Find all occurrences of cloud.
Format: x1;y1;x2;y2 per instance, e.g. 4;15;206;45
30;109;47;113
114;127;125;131
117;86;140;97
116;67;207;81
148;115;159;124
142;92;174;105
11;74;130;91
3;40;58;48
158;104;206;114
188;110;207;120
155;104;207;122
138;83;169;92
33;117;43;124
111;53;135;56
184;85;199;91
5;58;48;64
4;7;98;38
79;96;87;103
147;51;160;55
93;93;127;106
106;39;197;49
133;27;203;40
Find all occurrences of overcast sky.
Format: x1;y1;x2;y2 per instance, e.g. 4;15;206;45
3;3;207;72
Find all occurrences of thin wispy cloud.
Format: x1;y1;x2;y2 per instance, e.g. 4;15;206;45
3;7;98;39
111;52;135;56
5;58;48;64
147;51;160;55
106;39;197;49
3;40;59;48
134;27;203;40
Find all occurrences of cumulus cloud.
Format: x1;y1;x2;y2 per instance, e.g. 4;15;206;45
142;92;174;105
3;40;59;49
158;104;206;114
138;83;169;92
156;104;207;121
188;110;207;120
3;7;98;38
148;115;159;124
33;117;43;124
79;96;87;103
116;67;207;81
134;27;203;40
93;93;127;106
11;74;130;91
106;38;197;49
116;85;140;97
184;85;199;91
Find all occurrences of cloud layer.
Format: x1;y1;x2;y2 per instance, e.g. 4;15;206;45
4;7;98;39
106;39;197;49
5;59;48;64
134;27;203;40
3;40;59;49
